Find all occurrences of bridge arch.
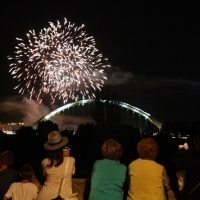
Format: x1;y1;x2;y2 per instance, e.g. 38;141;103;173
32;99;163;130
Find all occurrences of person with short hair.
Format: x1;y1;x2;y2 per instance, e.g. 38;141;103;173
0;151;19;199
127;138;176;200
88;139;127;200
3;164;38;200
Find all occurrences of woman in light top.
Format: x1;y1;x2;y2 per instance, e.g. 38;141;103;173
37;131;75;200
88;139;127;200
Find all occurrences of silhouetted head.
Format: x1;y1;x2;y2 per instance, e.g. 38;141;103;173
102;139;123;160
137;138;159;160
20;164;34;181
0;151;14;167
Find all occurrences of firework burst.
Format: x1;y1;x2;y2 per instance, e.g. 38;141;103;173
8;18;110;104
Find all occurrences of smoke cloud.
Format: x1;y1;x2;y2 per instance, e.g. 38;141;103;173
105;67;134;85
0;96;50;126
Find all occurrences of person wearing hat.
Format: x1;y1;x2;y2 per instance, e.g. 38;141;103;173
36;131;76;200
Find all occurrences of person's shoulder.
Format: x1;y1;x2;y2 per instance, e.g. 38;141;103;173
151;159;161;166
153;161;165;169
24;182;38;192
28;182;38;188
19;182;37;188
96;159;108;164
1;168;19;180
119;162;127;167
42;158;49;164
4;167;19;174
67;156;75;162
2;167;14;172
9;182;19;187
128;158;140;166
63;156;75;165
93;159;102;166
119;162;127;170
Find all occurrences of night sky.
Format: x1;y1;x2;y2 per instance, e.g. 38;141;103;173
0;1;200;125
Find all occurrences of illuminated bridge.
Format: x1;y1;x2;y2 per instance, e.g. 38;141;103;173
32;99;163;131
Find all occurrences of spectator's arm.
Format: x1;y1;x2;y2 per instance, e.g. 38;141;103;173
162;167;177;199
3;184;13;200
72;157;75;174
162;167;170;188
162;167;171;192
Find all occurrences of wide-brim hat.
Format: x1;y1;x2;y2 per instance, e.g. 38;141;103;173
44;131;68;150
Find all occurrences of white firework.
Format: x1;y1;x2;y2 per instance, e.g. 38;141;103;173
8;18;110;104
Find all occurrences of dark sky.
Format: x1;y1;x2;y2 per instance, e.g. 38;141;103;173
0;1;200;125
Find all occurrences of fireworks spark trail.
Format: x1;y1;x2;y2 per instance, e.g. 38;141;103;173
8;18;110;104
